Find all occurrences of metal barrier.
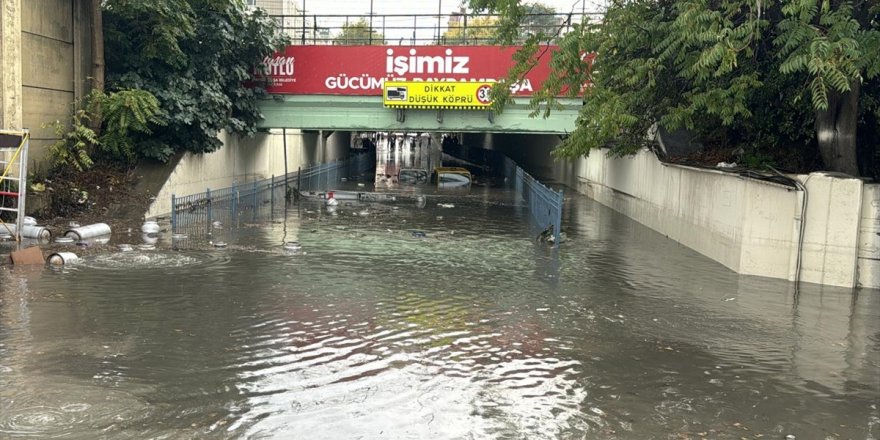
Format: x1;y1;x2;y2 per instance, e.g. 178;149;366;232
440;142;562;244
504;156;563;245
170;153;374;234
269;11;600;46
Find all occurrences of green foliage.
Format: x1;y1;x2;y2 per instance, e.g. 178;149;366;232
46;109;98;172
45;88;165;171
741;148;776;170
103;0;289;160
443;16;499;44
467;2;561;44
472;0;880;175
94;89;165;162
333;18;385;45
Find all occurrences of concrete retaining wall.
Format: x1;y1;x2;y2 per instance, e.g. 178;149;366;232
859;185;880;288
145;129;350;218
553;149;878;289
2;0;92;165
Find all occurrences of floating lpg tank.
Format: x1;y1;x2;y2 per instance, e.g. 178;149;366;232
47;252;79;265
1;224;52;240
141;220;160;234
65;223;111;241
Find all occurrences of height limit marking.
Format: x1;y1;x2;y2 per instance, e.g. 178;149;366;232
476;84;493;105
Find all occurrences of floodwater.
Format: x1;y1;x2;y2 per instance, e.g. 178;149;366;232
1;143;878;439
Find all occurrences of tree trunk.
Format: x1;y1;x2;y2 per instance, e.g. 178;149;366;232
815;80;860;176
89;0;104;133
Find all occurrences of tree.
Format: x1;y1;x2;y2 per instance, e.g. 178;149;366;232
102;0;289;161
333;18;385;45
473;0;880;177
442;16;499;44
89;0;105;134
90;0;104;94
520;3;560;42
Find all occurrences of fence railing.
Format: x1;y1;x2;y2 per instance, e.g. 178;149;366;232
170;153;374;234
268;12;601;46
170;148;560;245
442;142;563;245
505;157;563;245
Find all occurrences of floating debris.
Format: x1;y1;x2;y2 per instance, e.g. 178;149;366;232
55;236;75;244
172;233;188;240
137;244;155;251
141;220;160;234
437;203;455;208
3;224;52;240
411;230;427;238
47;252;79;265
65;223;111;241
118;244;133;252
212;241;228;248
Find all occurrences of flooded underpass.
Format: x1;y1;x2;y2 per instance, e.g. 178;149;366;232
1;140;878;439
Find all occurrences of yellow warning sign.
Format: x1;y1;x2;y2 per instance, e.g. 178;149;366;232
383;81;495;110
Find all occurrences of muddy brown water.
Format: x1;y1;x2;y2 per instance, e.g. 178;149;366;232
1;181;878;439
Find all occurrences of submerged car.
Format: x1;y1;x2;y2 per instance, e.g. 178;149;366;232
435;167;472;188
398;168;429;185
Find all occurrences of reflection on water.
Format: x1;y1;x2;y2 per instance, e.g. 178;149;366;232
1;153;878;438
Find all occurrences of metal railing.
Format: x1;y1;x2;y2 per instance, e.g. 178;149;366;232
170;153;374;234
502;156;563;245
269;12;601;46
441;142;563;245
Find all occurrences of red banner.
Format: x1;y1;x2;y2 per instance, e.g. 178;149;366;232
263;45;559;96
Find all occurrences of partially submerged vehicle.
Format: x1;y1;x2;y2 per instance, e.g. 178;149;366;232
434;167;471;188
398;168;429;185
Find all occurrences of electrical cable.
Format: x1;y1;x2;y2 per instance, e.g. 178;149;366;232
769;166;808;287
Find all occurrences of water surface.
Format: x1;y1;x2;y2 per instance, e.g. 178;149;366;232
1;180;878;439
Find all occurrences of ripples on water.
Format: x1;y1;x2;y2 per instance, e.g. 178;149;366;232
1;189;878;439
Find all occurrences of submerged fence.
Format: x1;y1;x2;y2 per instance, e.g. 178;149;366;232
169;147;561;245
170;153;373;234
443;142;563;245
504;157;563;245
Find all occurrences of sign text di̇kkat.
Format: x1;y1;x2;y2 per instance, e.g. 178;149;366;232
383;81;495;110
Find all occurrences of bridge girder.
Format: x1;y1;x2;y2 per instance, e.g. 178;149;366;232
257;95;580;134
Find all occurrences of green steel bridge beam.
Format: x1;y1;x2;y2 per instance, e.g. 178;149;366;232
257;95;580;134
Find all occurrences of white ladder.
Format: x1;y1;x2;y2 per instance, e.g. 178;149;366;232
0;129;29;243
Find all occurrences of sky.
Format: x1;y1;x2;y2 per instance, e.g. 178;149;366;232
290;0;607;43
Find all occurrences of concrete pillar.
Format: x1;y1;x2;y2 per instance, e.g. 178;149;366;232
318;129;325;163
0;0;22;129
